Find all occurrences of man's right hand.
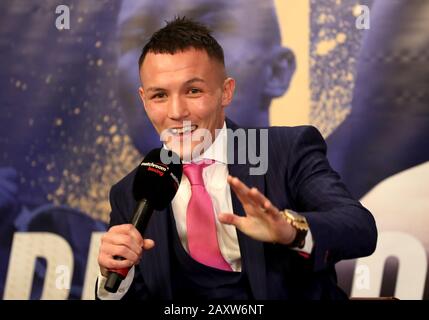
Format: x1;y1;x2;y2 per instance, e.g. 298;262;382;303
97;224;155;277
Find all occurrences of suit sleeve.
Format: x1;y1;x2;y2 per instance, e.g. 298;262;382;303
95;183;152;300
285;126;377;272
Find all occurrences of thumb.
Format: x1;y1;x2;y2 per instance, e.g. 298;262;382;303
142;239;155;250
219;213;245;229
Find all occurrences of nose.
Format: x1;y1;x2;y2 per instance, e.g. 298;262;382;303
167;95;190;120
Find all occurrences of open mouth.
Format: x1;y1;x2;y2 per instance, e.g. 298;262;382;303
169;124;198;136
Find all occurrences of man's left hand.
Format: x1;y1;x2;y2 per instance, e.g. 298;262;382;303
218;175;297;245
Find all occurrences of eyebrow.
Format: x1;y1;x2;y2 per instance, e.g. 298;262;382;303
184;77;206;85
145;87;165;93
146;78;206;92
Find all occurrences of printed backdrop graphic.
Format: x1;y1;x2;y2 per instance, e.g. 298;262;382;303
0;0;428;299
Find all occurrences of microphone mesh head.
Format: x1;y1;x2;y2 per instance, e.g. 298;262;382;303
132;148;182;210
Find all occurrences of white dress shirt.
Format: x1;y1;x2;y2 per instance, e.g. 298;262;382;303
97;122;313;299
171;122;242;272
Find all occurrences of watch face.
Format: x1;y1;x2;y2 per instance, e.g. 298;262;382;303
295;220;309;231
282;210;309;231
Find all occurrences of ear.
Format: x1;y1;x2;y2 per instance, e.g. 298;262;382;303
221;77;236;107
138;86;146;108
263;47;296;98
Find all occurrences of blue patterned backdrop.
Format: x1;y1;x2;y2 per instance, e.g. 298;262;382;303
1;0;428;299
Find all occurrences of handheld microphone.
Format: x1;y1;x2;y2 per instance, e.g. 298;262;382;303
104;148;182;293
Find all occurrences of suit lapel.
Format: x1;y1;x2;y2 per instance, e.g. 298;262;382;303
139;206;173;299
226;119;268;299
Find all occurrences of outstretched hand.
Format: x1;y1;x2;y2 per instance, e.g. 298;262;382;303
218;175;296;245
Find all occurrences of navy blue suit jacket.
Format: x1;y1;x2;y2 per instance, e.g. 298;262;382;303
105;119;377;300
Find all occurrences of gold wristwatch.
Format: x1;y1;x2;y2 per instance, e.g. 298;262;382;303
279;209;309;248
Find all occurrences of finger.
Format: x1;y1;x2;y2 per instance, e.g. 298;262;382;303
227;176;256;206
102;233;142;256
142;239;155;250
248;188;279;217
229;176;279;217
218;213;247;231
109;224;144;247
247;187;268;206
98;252;135;270
228;175;250;195
102;242;140;263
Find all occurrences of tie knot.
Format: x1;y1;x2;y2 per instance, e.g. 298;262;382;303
183;160;214;185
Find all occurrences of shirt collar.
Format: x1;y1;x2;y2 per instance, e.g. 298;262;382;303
196;121;228;164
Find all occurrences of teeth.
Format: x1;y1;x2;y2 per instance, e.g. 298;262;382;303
171;125;196;134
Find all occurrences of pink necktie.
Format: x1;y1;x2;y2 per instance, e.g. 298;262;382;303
183;161;232;271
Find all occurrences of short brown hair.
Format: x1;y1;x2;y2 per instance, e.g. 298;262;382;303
138;17;225;69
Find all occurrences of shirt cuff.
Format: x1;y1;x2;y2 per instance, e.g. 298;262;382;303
96;266;135;300
290;228;314;255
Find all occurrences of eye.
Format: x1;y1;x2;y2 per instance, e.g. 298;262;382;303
151;92;167;100
188;88;202;95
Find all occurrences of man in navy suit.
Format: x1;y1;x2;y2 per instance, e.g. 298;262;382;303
96;17;377;300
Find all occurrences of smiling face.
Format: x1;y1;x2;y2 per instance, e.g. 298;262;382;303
117;0;290;155
139;48;235;159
